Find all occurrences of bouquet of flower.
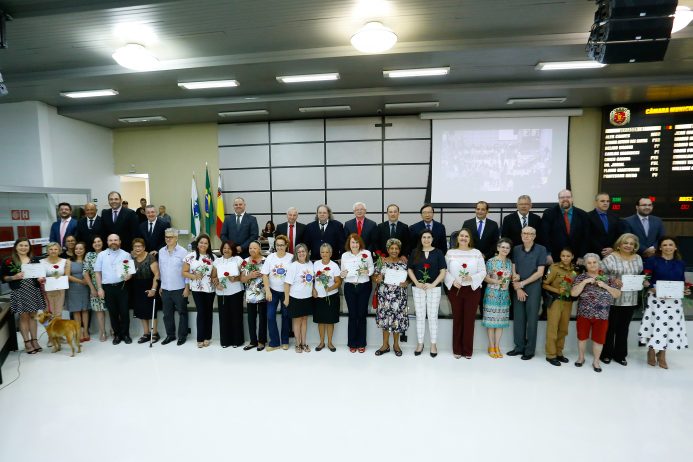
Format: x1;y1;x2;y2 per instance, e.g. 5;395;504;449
374;250;386;273
558;272;576;300
241;259;261;274
315;268;332;304
595;269;608;284
418;263;431;284
4;257;22;274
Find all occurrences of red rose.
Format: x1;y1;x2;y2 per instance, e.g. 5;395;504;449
123;260;128;264
496;271;503;277
362;253;368;259
563;276;572;283
224;272;230;277
643;269;653;275
241;261;248;267
324;267;330;271
53;265;59;269
462;263;468;268
251;260;258;264
316;271;322;276
423;263;431;269
4;258;11;265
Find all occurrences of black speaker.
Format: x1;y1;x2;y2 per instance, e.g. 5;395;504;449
587;39;670;63
595;0;678;21
590;16;674;41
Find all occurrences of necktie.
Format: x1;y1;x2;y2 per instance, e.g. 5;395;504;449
390;223;396;237
563;210;570;235
288;224;294;253
599;212;609;232
477;220;483;237
357;219;363;236
426;223;432;231
88;218;93;230
236;214;241;226
113;210;118;222
149;222;154;235
59;220;68;245
521;215;527;228
320;223;325;236
642;217;649;237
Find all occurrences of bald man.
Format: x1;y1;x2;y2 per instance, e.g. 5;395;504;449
75;202;104;251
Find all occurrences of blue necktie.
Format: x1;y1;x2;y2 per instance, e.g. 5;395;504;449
598;212;608;232
477;220;483;237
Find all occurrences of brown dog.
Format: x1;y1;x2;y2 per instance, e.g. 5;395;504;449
34;311;82;357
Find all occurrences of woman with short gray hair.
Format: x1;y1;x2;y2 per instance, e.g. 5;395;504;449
312;243;342;352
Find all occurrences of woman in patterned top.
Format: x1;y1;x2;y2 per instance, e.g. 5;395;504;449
240;241;267;351
83;235;108;342
372;238;409;357
571;253;621;372
182;233;216;348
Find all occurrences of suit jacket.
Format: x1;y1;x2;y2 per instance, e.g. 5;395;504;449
304;219;345;260
586;209;622;255
138;219;167;253
343;217;378;250
500;212;542;249
374;221;411;257
409;220;447;253
622;214;665;255
460;218;500;260
540;205;590;261
74;216;104;251
49;218;78;248
220;213;259;257
275;221;307;252
100;207;140;252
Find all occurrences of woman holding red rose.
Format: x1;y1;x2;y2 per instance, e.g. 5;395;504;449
542;247;576;366
482;238;513;358
182;233;216;348
312;243;341;352
240;241;267;351
212;240;244;348
340;233;374;353
41;241;70;318
372;238;409;356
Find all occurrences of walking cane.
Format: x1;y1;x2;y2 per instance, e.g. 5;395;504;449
149;297;156;348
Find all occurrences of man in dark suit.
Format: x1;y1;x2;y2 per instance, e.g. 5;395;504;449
75;202;104;251
374;203;411;257
500;195;542;251
274;207;306;254
49;202;78;248
540;189;589;264
304;204;344;260
343;201;377;250
622;196;665;258
587;192;622;258
220;196;259;258
100;191;140;252
409;204;447;253
138;205;167;255
459;201;500;260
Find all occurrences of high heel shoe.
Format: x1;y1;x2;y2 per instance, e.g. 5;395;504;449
647;347;656;366
656;350;668;369
488;347;497;358
414;344;423;356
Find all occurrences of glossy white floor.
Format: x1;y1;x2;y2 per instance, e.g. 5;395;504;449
2;321;692;462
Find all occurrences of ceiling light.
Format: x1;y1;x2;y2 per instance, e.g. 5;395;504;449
218;110;269;117
276;73;340;83
383;67;450;78
298;105;351;113
507;97;567;105
112;44;160;71
60;89;119;98
351;21;398;53
385;101;440;109
178;80;239;90
672;6;693;34
118;116;167;123
535;61;607;70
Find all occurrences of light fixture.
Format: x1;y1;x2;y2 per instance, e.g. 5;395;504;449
112;44;160;71
218;109;269;117
506;97;567;105
60;89;119;98
351;21;397;53
118;116;167;123
178;80;239;90
672;6;693;33
383;67;450;78
535;61;607;70
385;101;440;109
298;105;351;113
276;73;340;84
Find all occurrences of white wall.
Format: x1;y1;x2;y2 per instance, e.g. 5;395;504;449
0;101;45;187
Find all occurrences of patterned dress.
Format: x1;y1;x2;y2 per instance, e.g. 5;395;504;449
1;257;46;314
83;251;106;311
481;257;512;328
374;261;409;334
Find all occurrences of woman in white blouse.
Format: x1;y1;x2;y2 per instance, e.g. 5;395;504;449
445;228;486;359
284;243;315;352
340;233;374;353
41;241;70;318
312;243;342;352
262;234;293;351
212;240;244;348
182;234;216;348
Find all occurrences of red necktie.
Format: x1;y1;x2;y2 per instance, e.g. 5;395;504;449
357;219;363;236
563;210;570;235
288;224;294;253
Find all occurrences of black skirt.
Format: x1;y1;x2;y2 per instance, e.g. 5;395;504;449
313;293;340;324
288;296;314;317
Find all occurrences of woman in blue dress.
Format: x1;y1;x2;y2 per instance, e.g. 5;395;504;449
482;238;513;358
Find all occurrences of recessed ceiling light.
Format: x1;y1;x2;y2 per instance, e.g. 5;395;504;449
351;21;398;53
218;110;269;117
385;101;440;109
60;89;119;98
383;67;450;78
178;80;239;90
298;105;351;113
535;61;607;70
672;6;693;34
112;44;160;71
506;97;567;104
276;73;340;84
118;116;167;123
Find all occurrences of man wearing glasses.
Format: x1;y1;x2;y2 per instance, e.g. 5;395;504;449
158;228;190;346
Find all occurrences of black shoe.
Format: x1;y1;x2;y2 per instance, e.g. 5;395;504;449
556;355;570;363
394;348;402;357
430;352;438;358
112;336;121;345
257;345;265;351
151;333;160;343
546;357;561;366
177;337;186;346
593;365;602;373
137;334;151;344
601;357;612;364
161;336;176;345
615;359;628;366
123;336;132;344
328;345;336;352
574;360;585;367
414;349;423;356
243;344;257;351
521;354;533;360
506;349;522;356
375;347;390;356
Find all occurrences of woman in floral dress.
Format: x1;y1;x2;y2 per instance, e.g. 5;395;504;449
182;233;216;348
83;235;108;341
482;238;513;358
372;238;409;357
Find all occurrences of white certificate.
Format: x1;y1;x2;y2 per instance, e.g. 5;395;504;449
345;260;361;277
384;269;407;286
620;274;646;292
120;259;136;278
656;280;684;299
21;263;46;279
216;263;239;278
45;275;69;291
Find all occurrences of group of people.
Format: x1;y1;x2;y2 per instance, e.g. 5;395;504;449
1;189;689;371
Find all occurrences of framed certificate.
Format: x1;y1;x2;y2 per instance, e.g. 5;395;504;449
384;269;407;285
21;263;46;279
656;280;684;299
45;276;69;291
620;275;646;292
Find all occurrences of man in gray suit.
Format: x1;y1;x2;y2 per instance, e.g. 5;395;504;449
220;196;259;258
622;197;665;258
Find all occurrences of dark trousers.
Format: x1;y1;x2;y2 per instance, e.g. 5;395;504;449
218;291;244;347
103;283;130;338
512;281;542;356
247;301;268;345
161;288;188;339
448;285;481;357
344;281;372;348
192;291;215;342
267;289;289;347
601;305;636;361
